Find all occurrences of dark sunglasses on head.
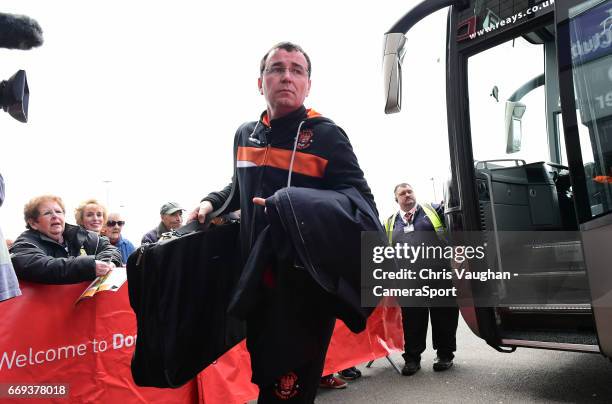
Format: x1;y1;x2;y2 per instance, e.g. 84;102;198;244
107;220;125;227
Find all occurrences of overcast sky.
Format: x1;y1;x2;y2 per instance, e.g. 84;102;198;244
0;0;449;244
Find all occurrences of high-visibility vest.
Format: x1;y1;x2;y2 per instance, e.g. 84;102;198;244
384;203;446;243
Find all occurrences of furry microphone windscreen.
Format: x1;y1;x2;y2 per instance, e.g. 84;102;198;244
0;13;43;50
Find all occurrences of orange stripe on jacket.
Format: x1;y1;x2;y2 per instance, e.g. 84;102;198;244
237;147;267;167
237;146;328;178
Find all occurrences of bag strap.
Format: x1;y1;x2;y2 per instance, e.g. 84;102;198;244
175;129;242;237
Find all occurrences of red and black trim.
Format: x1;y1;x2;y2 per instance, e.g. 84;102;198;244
261;108;321;127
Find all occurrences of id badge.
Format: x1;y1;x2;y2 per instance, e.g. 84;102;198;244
404;224;414;233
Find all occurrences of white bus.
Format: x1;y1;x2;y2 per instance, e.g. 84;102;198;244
383;0;612;357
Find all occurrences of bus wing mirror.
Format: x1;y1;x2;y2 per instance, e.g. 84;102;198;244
382;33;407;114
505;101;526;153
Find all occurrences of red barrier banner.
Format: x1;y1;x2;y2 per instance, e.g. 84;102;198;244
323;302;404;374
1;282;402;404
197;301;403;403
0;281;197;403
197;341;259;404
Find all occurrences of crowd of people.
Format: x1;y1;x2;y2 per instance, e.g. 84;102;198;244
1;181;455;394
5;197;190;282
0;41;457;403
1;193;375;391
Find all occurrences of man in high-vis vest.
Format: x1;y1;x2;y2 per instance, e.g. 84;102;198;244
385;183;459;376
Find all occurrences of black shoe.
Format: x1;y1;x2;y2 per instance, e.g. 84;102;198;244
401;361;421;376
433;357;453;372
339;366;362;380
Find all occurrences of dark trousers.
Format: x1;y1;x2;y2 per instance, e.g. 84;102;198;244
401;306;459;362
249;267;336;403
256;340;332;403
255;313;335;403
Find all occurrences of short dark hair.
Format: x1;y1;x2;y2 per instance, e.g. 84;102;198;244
393;183;413;194
260;42;311;78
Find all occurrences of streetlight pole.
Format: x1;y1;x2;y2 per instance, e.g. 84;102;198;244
103;180;112;208
430;177;437;202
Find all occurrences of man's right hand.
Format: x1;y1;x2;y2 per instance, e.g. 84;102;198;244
187;201;214;224
95;260;113;277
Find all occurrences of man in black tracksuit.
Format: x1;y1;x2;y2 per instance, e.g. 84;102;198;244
188;42;374;403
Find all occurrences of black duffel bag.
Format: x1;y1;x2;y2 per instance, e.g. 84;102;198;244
126;219;245;388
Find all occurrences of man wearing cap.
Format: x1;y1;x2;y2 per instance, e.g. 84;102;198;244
141;202;184;244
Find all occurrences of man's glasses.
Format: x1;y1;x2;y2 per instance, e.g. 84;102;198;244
264;66;308;77
107;220;125;227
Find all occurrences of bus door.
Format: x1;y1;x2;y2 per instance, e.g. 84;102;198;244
457;8;598;353
556;0;612;357
382;0;604;355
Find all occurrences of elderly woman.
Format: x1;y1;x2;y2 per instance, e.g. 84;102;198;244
75;198;107;234
10;195;122;284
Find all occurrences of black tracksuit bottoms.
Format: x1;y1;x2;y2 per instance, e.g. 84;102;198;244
249;266;336;404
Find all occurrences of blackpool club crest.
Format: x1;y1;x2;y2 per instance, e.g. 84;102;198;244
296;129;314;150
273;371;299;400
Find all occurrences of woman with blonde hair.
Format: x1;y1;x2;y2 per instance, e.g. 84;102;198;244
75;199;107;234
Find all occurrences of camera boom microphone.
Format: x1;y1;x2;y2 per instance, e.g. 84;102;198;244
0;13;43;50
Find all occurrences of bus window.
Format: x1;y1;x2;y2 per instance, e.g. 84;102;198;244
465;23;588;309
558;111;595;168
557;113;566;166
568;0;612;218
468;36;549;163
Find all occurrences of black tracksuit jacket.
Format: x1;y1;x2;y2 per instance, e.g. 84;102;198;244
202;106;376;260
203;106;376;387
